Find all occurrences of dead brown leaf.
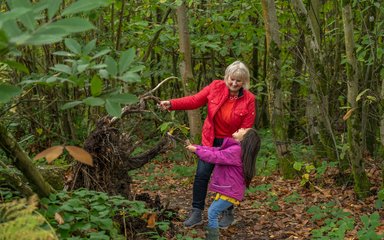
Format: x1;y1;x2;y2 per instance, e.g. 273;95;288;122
65;146;93;166
33;146;64;163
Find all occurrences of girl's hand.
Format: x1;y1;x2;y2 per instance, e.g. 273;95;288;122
158;100;171;110
185;144;197;153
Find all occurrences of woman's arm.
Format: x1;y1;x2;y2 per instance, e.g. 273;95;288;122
169;84;210;110
240;95;256;128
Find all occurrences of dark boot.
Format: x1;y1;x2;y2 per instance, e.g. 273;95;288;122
218;208;235;229
205;227;219;240
183;208;203;228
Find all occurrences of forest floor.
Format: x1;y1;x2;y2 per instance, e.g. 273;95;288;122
131;156;384;240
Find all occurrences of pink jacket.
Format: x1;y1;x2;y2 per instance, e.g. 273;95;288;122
169;80;256;146
195;138;245;201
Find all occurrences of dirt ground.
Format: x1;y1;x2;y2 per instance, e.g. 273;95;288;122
131;158;384;240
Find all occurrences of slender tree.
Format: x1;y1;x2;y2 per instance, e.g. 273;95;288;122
261;0;295;178
341;0;371;198
176;1;202;141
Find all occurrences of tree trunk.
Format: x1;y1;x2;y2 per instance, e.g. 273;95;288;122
291;0;340;165
261;0;295;179
0;123;54;198
176;2;202;141
341;0;371;198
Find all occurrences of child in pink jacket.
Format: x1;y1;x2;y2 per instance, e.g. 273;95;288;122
186;128;261;240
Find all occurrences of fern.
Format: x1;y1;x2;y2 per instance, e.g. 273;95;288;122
0;195;57;240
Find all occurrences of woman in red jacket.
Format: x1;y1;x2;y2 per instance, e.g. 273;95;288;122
159;60;256;228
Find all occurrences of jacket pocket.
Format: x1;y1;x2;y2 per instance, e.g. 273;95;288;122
234;109;249;118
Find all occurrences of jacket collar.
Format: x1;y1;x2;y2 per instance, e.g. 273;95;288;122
221;138;241;149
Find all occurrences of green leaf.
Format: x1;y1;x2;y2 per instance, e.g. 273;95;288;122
105;56;117;76
105;99;122;117
3;60;29;74
47;17;95;34
77;64;89;73
61;101;82;110
47;0;62;19
0;84;21;103
92;49;111;59
51;64;72;75
90;75;103;97
118;71;140;83
65;38;82;54
24;33;64;45
83;39;96;55
107;93;138;104
0;30;9;53
118;48;135;74
61;0;109;16
83;97;105;106
293;161;303;171
129;65;145;73
52;51;75;57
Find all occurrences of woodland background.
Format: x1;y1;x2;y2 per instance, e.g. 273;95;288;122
0;0;383;239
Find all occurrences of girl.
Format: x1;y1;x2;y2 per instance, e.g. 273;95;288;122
185;128;261;240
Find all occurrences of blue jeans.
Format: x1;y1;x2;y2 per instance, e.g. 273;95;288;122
191;138;223;210
207;199;233;228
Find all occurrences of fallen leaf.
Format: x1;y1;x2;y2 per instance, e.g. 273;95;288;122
147;213;157;228
33;146;64;163
65;146;93;166
54;212;64;224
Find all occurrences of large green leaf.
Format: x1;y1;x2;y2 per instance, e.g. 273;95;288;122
0;84;22;103
0;30;9;54
61;101;82;110
64;38;82;55
47;17;95;34
107;93;138;104
3;60;30;74
83;97;105;106
105;56;117;76
61;0;109;16
118;48;135;75
46;0;62;19
105;100;121;117
118;72;140;83
83;39;96;55
50;64;72;75
0;8;31;29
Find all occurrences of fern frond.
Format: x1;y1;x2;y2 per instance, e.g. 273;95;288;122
0;195;58;240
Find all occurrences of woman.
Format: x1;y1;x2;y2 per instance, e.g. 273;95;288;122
159;60;256;228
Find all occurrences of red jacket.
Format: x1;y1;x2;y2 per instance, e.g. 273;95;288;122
170;80;256;146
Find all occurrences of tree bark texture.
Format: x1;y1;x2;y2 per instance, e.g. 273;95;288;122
0;123;54;198
261;0;295;179
341;1;371;198
176;2;202;141
291;0;340;164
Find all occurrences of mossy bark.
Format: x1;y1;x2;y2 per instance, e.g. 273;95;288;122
0;123;54;198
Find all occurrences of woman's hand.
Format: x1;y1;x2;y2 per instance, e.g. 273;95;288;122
158;100;171;110
185;144;197;153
